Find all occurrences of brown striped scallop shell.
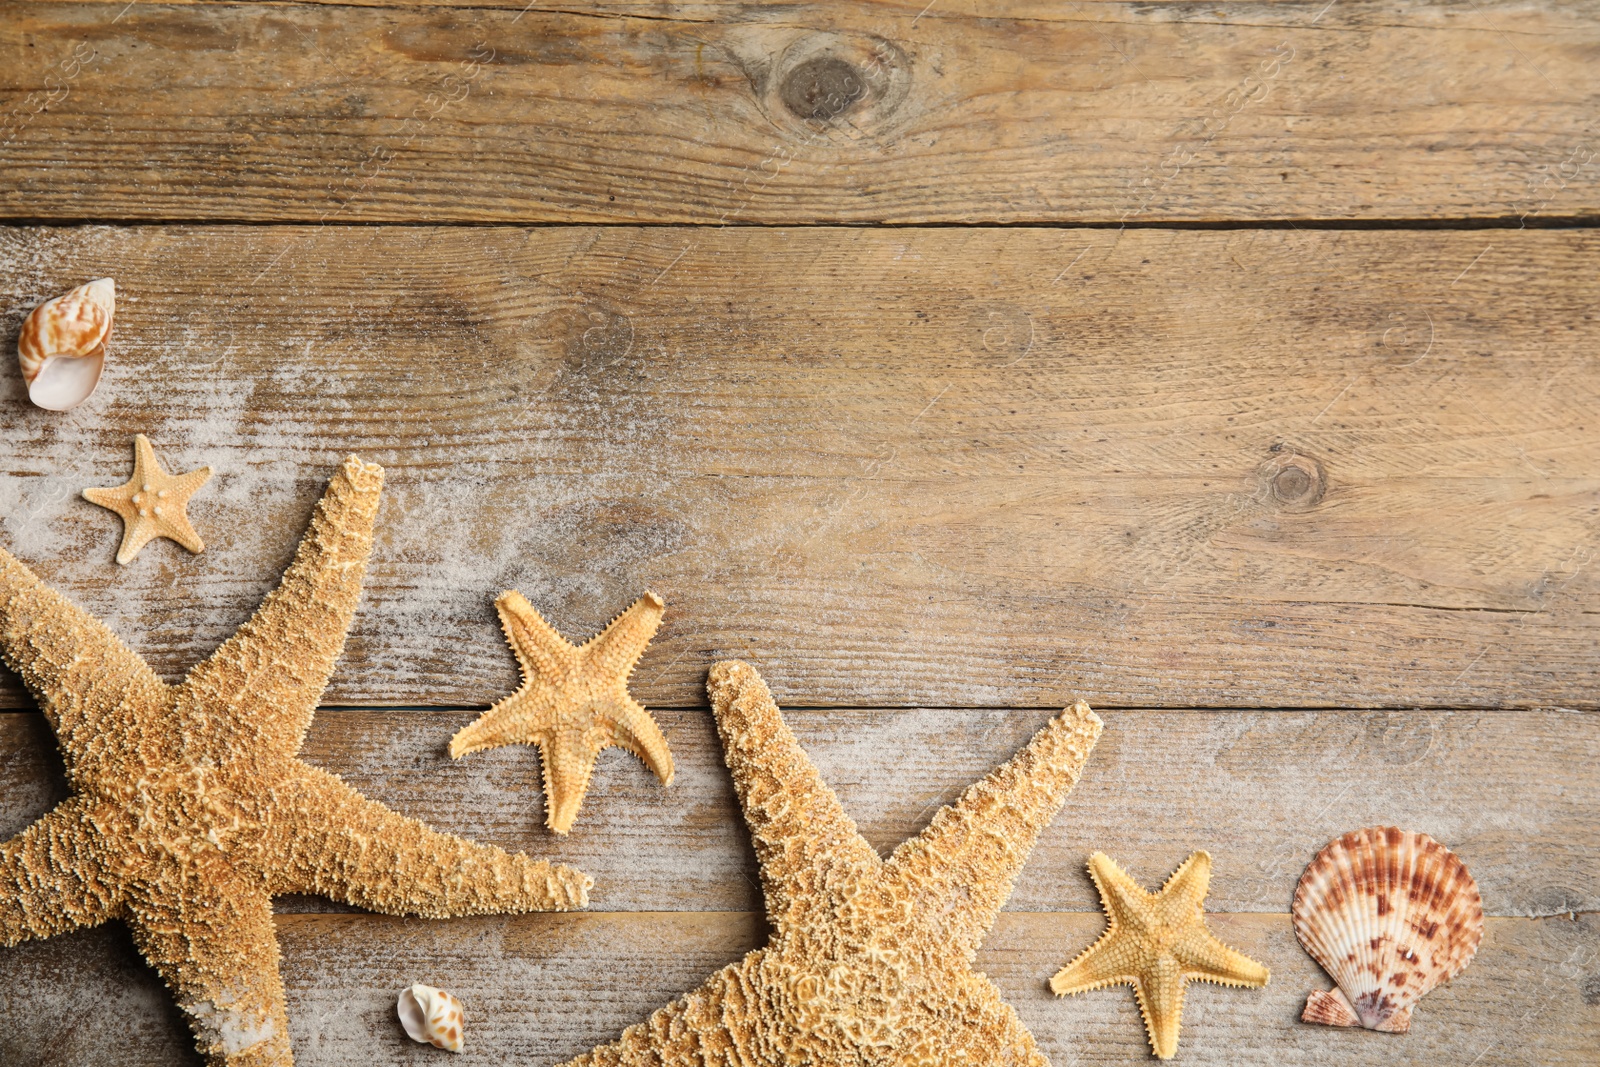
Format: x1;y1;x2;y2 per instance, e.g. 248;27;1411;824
1292;826;1483;1033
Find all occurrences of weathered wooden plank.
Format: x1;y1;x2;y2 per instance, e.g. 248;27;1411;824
2;225;1597;708
3;2;1597;223
0;909;1593;1065
5;707;1594;916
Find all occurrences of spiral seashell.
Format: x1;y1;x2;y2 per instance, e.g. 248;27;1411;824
397;983;464;1052
16;277;114;411
1292;826;1483;1034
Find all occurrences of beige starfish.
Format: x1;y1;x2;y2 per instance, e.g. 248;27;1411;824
561;660;1103;1067
1050;851;1270;1060
448;590;673;834
83;433;214;564
0;457;591;1067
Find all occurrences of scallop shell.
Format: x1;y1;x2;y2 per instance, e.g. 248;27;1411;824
17;277;114;411
1292;826;1483;1033
397;983;464;1053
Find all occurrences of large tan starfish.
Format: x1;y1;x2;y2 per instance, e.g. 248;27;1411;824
561;660;1103;1067
1050;851;1269;1060
0;457;591;1067
448;590;673;834
83;433;213;564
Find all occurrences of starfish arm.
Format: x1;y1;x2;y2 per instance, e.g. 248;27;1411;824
158;466;214;554
951;973;1054;1066
1049;931;1139;995
261;765;591;913
1085;850;1159;923
0;798;124;945
447;694;537;759
706;660;880;929
79;486;125;511
162;514;206;554
1175;925;1270;989
132;432;160;479
448;703;607;834
581;591;664;681
556;957;752;1067
125;865;294;1067
886;702;1102;959
1161;850;1213;913
0;545;170;761
81;486;155;564
451;698;671;834
170;462;215;498
609;696;675;785
181;457;382;754
115;518;160;564
497;589;581;680
538;732;606;835
1133;958;1189;1060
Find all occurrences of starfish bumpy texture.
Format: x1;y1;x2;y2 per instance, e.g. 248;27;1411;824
1050;851;1269;1060
0;457;591;1067
448;590;673;834
83;433;213;564
562;660;1103;1067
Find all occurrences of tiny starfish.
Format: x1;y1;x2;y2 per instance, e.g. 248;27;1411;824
83;433;213;565
0;457;590;1067
561;660;1104;1067
1050;851;1269;1060
448;590;673;834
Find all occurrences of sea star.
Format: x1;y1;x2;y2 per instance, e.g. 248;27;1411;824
1049;851;1269;1060
448;590;673;834
561;660;1103;1067
0;457;591;1067
83;433;214;565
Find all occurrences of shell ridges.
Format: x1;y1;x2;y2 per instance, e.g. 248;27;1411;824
1292;826;1483;1034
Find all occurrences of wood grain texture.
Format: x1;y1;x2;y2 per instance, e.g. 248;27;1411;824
2;2;1598;224
2;225;1597;709
4;706;1594;917
1;909;1593;1065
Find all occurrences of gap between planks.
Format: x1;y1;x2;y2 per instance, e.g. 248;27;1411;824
5;707;1595;917
2;1;1597;223
2;226;1598;711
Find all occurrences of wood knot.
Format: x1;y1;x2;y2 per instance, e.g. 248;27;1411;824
759;33;911;138
1261;447;1325;511
780;56;867;120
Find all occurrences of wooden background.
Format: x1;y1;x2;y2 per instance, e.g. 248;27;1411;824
2;2;1597;1064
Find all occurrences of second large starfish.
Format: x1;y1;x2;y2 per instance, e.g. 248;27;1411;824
0;457;590;1067
1050;851;1269;1059
561;660;1104;1066
448;590;673;834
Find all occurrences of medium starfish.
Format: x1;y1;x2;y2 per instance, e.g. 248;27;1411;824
1050;851;1269;1060
448;590;673;834
0;457;591;1067
561;660;1103;1067
83;433;214;564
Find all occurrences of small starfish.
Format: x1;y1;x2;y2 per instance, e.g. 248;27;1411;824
448;590;673;835
561;661;1104;1066
83;433;213;565
0;457;590;1067
1050;851;1269;1060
